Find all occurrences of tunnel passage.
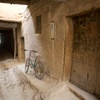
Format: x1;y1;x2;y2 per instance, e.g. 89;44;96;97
0;29;16;61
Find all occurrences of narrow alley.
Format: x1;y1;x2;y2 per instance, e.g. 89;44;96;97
0;0;100;100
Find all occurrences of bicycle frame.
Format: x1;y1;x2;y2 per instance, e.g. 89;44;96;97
24;49;44;79
29;56;37;69
26;50;38;69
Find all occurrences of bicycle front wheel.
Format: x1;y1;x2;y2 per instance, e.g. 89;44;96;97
35;62;44;79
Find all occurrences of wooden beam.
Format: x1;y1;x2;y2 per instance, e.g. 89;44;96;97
0;22;17;28
13;28;17;59
0;0;30;4
51;0;66;2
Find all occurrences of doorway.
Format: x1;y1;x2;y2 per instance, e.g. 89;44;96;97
0;28;17;61
20;37;25;61
70;11;100;97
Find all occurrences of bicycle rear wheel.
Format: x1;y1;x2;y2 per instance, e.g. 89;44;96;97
25;58;30;73
35;62;44;79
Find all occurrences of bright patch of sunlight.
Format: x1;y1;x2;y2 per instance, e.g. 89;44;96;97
0;3;27;21
0;3;27;15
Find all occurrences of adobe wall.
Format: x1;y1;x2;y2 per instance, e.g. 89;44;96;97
22;0;100;80
63;0;100;80
22;0;65;79
17;24;25;62
65;0;100;16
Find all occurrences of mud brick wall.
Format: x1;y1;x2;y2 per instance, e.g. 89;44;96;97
22;0;66;79
22;0;100;82
17;24;25;62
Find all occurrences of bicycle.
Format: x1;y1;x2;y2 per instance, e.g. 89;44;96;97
24;49;44;79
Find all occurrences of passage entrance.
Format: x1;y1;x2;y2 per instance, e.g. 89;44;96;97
0;29;15;61
70;11;100;97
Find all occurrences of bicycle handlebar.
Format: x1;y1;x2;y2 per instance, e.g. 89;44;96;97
24;49;38;53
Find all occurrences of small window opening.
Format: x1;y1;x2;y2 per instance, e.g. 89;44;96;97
36;15;41;34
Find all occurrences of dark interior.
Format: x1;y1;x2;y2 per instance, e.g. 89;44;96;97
0;29;14;61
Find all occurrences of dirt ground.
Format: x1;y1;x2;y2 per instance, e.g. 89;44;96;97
0;59;99;100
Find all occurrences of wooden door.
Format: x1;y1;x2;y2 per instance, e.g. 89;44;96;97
95;13;100;96
70;12;100;95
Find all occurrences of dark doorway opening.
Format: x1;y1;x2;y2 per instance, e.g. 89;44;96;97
0;29;14;61
21;37;25;61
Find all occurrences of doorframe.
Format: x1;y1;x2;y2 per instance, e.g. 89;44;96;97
13;28;17;59
0;21;18;59
62;17;74;81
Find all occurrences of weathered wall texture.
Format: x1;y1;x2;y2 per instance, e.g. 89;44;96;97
63;0;100;82
22;0;66;79
69;11;100;96
65;0;100;16
22;0;100;82
17;24;25;61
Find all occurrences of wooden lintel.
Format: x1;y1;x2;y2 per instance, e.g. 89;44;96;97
0;0;30;4
0;22;17;28
13;28;16;59
51;0;66;2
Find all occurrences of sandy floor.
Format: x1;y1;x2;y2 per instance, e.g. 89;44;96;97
0;59;99;100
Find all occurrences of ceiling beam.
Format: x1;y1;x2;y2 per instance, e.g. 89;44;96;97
52;0;66;2
0;21;17;28
0;0;30;4
0;0;66;4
